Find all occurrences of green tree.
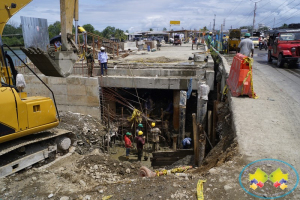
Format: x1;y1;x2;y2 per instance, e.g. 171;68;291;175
126;30;129;33
149;28;153;31
48;21;61;39
114;28;127;41
102;26;116;39
2;23;24;46
279;23;288;28
163;27;167;31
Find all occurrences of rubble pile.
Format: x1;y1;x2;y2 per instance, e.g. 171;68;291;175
58;111;106;154
77;153;142;181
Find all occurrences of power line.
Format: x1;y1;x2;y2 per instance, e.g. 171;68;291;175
273;8;300;27
224;0;246;20
257;0;296;26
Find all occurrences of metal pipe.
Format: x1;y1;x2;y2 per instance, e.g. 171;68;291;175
75;21;78;44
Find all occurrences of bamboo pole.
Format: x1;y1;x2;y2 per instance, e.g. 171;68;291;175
121;107;124;138
173;135;177;151
198;124;206;166
192;113;199;166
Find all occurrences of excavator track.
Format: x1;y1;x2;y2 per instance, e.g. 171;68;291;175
0;129;76;178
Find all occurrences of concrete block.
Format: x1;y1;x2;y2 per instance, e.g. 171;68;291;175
85;77;99;86
24;75;48;84
67;85;86;96
54;94;68;103
67;95;87;106
51;85;67;95
86;86;99;97
48;77;67;85
66;76;84;85
87;96;100;107
124;42;138;50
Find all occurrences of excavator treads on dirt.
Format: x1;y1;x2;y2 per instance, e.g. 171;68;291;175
21;47;77;77
0;129;76;178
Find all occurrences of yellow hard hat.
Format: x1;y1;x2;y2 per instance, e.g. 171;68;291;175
138;131;143;135
151;122;155;127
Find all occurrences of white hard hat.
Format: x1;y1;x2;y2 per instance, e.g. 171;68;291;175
100;47;105;50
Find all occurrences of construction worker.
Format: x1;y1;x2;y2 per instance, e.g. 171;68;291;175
85;47;94;77
182;136;192;149
77;25;87;46
150;122;161;151
207;32;213;49
237;33;254;58
136;123;143;136
98;47;108;76
135;131;145;161
124;132;133;160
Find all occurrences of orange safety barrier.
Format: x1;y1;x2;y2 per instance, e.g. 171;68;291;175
226;53;257;98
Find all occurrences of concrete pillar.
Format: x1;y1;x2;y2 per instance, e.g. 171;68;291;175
173;90;180;132
185;31;188;42
178;91;187;148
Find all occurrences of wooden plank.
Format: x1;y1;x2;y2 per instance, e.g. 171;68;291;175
192;113;198;166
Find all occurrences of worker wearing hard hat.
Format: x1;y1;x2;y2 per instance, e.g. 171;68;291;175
150;122;161;152
136;123;143;135
237;33;254;58
135;131;145;161
85;47;94;77
77;25;87;45
124;132;133;160
98;47;108;76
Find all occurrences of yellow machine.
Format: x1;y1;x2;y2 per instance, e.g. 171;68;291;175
228;29;241;52
0;0;78;177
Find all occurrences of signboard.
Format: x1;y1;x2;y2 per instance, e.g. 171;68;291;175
170;21;180;26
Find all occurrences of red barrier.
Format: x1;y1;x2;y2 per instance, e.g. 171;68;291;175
226;53;255;98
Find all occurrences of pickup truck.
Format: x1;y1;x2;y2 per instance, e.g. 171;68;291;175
267;29;300;68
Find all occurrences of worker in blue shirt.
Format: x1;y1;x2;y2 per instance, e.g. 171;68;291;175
182;136;192;149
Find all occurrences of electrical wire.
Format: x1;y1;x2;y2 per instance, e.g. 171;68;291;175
258;0;296;26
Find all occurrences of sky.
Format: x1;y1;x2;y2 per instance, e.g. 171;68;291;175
9;0;300;33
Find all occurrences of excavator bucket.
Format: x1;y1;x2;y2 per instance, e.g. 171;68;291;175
21;47;77;77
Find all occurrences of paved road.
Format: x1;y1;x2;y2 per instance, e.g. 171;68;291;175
231;48;300;168
254;48;300;104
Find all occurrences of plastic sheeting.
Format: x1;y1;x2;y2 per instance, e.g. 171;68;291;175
16;74;26;89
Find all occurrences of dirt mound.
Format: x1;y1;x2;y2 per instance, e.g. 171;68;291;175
58;111;106;155
77;154;142;179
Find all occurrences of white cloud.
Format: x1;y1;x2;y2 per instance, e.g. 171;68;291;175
8;0;300;31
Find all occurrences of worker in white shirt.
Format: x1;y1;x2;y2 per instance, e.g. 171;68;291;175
98;47;108;76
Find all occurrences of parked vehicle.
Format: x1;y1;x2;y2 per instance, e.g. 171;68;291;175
228;29;241;52
173;35;181;45
250;37;259;48
267;29;300;68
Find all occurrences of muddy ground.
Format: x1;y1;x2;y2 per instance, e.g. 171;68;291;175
0;102;256;200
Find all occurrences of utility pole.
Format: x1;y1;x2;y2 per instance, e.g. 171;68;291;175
213;14;216;32
210;22;211;31
223;18;226;30
252;0;262;36
273;17;275;28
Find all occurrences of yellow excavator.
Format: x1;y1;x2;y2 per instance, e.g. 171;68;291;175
0;0;79;177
